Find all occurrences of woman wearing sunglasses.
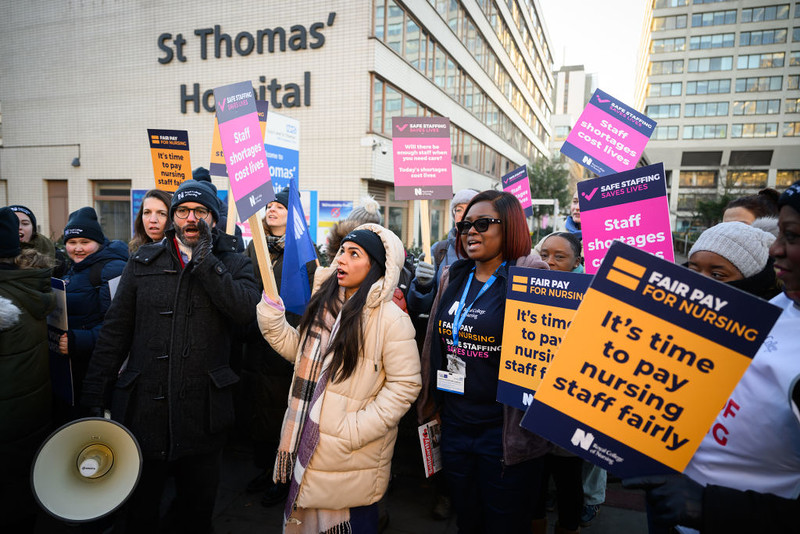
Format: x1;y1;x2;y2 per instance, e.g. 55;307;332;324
418;190;551;533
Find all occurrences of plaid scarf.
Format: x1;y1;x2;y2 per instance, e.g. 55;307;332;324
276;300;350;532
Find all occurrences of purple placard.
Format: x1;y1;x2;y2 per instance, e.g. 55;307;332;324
561;89;656;177
213;81;275;221
392;117;453;200
578;163;673;273
502;165;533;217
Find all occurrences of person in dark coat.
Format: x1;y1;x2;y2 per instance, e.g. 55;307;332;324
81;180;260;534
0;207;56;533
57;207;128;418
241;187;317;506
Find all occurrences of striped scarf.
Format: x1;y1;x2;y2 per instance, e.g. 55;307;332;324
276;303;350;533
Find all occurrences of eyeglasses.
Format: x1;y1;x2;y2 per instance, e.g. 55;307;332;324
456;217;502;234
174;206;210;219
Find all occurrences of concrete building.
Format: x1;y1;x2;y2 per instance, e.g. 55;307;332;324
0;0;555;246
635;0;800;230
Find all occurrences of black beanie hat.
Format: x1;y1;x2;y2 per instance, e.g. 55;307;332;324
778;180;800;214
273;187;290;209
64;207;105;244
193;167;212;182
341;229;386;270
8;205;37;237
170;179;220;222
0;207;22;258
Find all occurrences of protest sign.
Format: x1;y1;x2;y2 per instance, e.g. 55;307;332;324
561;89;656;177
147;129;191;191
391;117;453;200
521;242;782;477
578;163;673;274
213;82;274;221
210;100;268;180
502;166;533;217
47;278;73;405
317;200;353;246
130;189;148;237
418;420;443;478
497;267;592;410
265;111;300;194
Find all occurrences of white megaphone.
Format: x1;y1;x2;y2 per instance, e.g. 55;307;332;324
31;417;142;523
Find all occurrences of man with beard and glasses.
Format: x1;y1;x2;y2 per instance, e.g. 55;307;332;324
81;179;260;533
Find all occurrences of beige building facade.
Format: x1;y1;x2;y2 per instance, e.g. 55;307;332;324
0;0;554;246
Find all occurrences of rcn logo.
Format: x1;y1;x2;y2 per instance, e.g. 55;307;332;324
249;195;259;207
414;187;423;196
522;392;533;406
571;428;595;451
582;155;593;166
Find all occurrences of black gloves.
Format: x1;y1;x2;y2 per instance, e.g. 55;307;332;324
624;473;704;529
193;219;213;265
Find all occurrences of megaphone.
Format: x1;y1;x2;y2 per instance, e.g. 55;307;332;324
31;417;142;523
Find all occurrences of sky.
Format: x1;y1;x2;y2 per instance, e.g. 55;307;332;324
536;0;648;106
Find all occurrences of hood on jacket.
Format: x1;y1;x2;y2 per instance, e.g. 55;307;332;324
0;267;56;322
316;223;405;308
325;219;361;263
0;295;21;330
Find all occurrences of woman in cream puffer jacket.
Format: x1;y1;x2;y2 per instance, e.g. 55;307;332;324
257;223;421;527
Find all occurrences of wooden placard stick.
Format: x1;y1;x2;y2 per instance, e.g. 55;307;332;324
226;183;237;236
419;199;432;263
248;212;279;300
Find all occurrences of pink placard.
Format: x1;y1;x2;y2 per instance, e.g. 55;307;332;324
392;117;453;200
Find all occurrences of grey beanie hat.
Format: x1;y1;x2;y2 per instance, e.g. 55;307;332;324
689;221;775;278
347;196;383;225
451;189;478;216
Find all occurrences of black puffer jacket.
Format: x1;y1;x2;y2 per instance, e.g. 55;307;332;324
81;228;259;460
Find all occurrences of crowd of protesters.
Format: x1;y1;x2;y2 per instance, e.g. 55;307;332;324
2;175;800;534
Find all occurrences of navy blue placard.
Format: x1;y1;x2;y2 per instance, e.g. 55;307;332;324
213;81;257;124
590;89;656;137
507;266;592;309
577;163;667;212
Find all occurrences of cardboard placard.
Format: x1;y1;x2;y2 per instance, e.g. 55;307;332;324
392;117;453;200
578;163;673;274
147;129;192;191
521;242;782;477
561;89;655;177
502;165;533;217
497;267;592;410
210;100;268;180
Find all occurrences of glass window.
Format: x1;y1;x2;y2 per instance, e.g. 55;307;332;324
652;37;686;53
730;122;779;137
740;29;788;46
790;75;800;89
386;0;403;53
791;51;800;66
785;122;800;136
646;104;681;118
679;171;717;187
655;0;687;6
683;124;727;139
741;4;790;22
372;79;384;133
651;125;679;140
93;181;131;241
728;171;769;187
689;32;735;49
688;56;733;72
685;101;729;117
737;52;785;69
651;59;684;75
384;85;402;132
374;1;385;40
786;97;800;112
777;170;800;186
686;78;731;94
732;99;781;115
735;76;783;92
405;18;420;68
648;82;682;96
692;9;737;26
653;15;688;30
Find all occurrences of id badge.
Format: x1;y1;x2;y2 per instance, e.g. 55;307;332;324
437;370;465;395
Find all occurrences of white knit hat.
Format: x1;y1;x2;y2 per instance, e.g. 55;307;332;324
450;189;478;217
347;195;383;225
689;221;775;278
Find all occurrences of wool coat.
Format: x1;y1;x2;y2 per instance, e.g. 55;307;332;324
257;223;421;510
81;228;259;460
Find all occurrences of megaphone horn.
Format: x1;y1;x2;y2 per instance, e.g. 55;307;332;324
31;417;142;523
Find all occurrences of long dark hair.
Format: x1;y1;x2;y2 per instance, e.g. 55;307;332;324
454;190;531;260
298;256;386;383
129;189;173;253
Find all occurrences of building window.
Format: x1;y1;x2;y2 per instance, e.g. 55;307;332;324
648;81;682;96
740;29;788;46
554;125;571;139
777;170;800;186
678;193;716;211
679;171;717;187
688;56;733;72
652;125;679;140
683;124;727;139
784;122;800;136
693;0;735;4
689;32;735;49
794;27;800;42
732;99;781;115
791;51;800;66
741;4;790;22
728;171;769;187
686;78;731;94
92;180;131;241
786;97;800;112
731;122;779;138
691;9;737;26
685;101;729;117
653;14;688;31
650;59;684;75
788;75;800;89
646;104;681;118
737;52;785;69
652;37;686;53
654;0;687;7
735;75;783;92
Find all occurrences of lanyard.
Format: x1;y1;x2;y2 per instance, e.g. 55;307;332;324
451;262;505;347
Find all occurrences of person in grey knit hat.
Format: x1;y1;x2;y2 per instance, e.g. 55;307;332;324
687;219;780;299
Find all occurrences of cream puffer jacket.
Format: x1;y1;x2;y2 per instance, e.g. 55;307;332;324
257;223;421;510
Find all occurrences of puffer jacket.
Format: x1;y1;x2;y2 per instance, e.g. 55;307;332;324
63;239;128;395
417;253;552;465
257;223;421;510
81;228;260;460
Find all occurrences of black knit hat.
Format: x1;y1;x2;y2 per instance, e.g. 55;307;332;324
0;207;21;258
778;180;800;214
341;229;386;270
64;207;105;244
273;187;290;208
192;167;212;182
170;179;220;222
8;205;37;237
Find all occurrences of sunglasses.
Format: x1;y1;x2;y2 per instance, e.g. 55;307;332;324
456;217;502;234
